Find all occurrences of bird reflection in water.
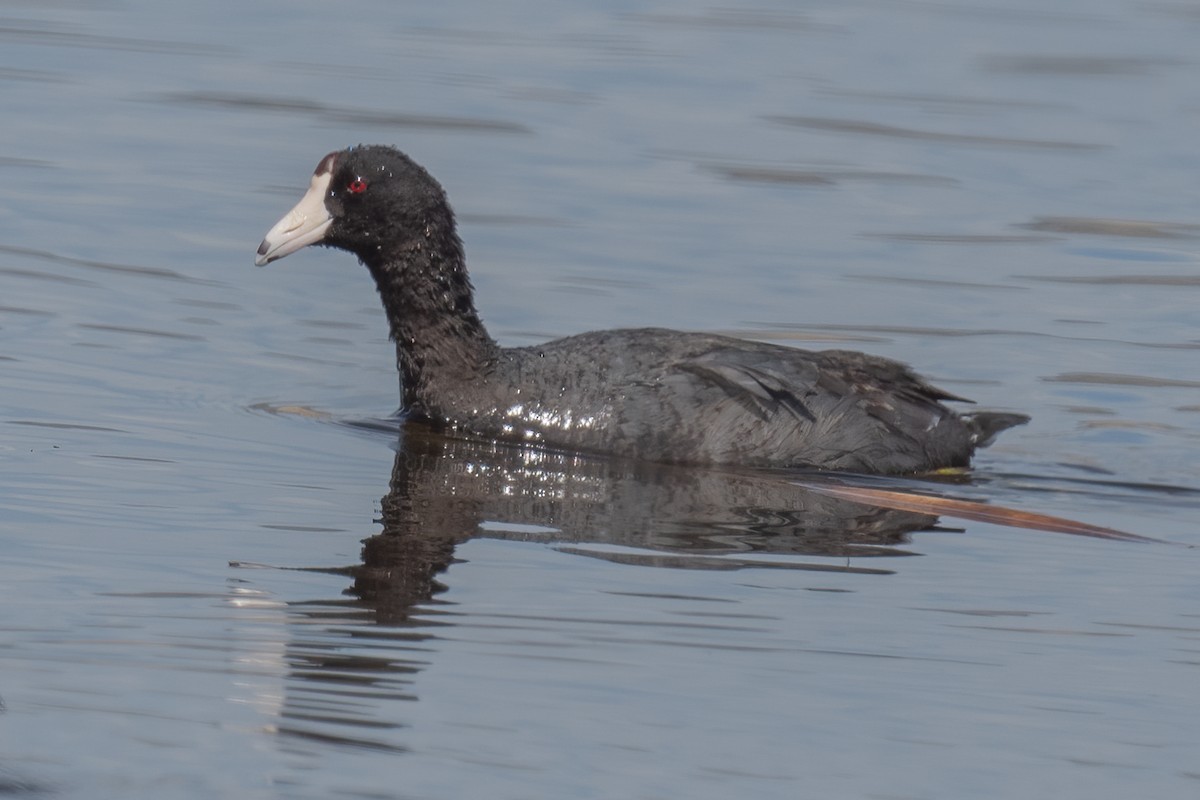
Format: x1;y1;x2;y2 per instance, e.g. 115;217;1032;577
334;421;947;625
246;420;953;751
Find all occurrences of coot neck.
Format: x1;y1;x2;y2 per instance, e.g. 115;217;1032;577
359;226;499;414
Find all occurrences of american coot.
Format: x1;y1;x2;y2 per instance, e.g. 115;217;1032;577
256;145;1027;473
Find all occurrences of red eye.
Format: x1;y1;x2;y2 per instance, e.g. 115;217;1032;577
347;178;368;194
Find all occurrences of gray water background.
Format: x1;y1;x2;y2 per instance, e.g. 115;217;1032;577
2;1;1199;798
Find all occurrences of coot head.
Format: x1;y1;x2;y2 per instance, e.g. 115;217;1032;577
256;146;452;267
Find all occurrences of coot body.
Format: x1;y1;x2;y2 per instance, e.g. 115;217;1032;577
257;146;1026;472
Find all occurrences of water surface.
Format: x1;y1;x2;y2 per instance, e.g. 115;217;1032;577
2;1;1199;798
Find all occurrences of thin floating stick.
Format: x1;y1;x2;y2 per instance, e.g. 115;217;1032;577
792;480;1173;545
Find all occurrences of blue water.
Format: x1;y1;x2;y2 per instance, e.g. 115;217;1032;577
2;1;1199;798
